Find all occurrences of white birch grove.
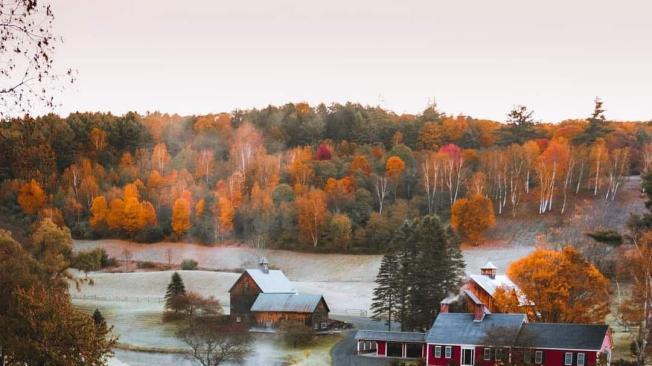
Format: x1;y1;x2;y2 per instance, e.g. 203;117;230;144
373;174;389;214
605;147;630;201
421;152;441;214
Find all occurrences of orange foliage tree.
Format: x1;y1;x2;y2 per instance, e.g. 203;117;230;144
450;194;495;245
508;246;610;323
217;196;234;240
17;179;46;215
350;155;371;175
89;196;108;230
106;198;125;231
172;198;192;237
295;188;327;247
385;156;405;199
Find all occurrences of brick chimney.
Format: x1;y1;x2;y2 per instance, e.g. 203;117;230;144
480;261;497;280
474;303;486;322
440;302;449;314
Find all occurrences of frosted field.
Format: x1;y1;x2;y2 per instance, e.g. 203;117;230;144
74;294;339;366
71;241;532;365
73;240;532;282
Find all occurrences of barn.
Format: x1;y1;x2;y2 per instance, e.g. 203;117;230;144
228;258;330;330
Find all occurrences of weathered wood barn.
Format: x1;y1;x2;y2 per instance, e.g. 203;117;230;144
228;258;330;330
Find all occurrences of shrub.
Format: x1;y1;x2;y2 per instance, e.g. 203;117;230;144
181;259;198;270
278;321;315;348
71;221;95;240
137;261;158;269
134;226;165;243
73;247;116;272
586;229;623;246
98;248;117;268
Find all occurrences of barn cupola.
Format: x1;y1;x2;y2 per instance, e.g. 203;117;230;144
480;261;497;279
259;257;269;274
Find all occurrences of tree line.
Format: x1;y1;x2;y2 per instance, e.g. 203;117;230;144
1;99;651;251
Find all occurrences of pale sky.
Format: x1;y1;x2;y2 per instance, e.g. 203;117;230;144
51;0;652;122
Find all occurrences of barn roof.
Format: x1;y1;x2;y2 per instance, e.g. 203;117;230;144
481;261;497;270
515;323;609;350
469;274;530;306
426;313;526;346
355;330;426;343
229;269;296;294
250;293;327;313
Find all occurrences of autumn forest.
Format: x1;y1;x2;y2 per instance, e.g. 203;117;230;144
0;99;647;252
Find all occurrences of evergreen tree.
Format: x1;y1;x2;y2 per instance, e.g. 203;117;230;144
573;97;613;145
165;272;186;311
370;249;400;331
371;215;465;332
496;105;542;145
405;215;465;330
92;308;106;326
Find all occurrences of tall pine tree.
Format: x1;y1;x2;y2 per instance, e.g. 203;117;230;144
371;215;465;331
165;272;186;311
370;248;400;331
496;105;542;146
573;97;613;145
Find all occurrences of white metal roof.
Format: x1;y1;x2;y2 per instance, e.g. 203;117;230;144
469;274;530;306
481;261;497;270
245;269;296;294
250;293;325;313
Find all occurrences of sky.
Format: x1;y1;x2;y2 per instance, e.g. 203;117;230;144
51;0;652;122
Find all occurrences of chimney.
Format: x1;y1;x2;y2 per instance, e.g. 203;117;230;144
481;261;497;280
259;257;269;274
440;302;449;314
474;303;486;322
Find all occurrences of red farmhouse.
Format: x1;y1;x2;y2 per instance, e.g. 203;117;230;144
355;304;612;366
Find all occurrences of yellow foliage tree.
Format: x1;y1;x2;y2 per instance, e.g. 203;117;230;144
106;198;125;231
217;196;234;239
89;196;108;230
507;246;610;323
122;196;145;234
141;201;157;226
172;198;191;237
450;194;495;245
17;179;46;215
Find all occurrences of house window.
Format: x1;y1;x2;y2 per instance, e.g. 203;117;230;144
484;348;492;361
535;351;543;364
235;316;241;323
565;352;573;366
243;282;249;293
495;348;504;361
320;321;328;329
577;353;585;366
435;346;442;358
445;346;452;359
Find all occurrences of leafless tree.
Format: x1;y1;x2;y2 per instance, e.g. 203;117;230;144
122;249;132;272
0;0;75;118
179;321;252;366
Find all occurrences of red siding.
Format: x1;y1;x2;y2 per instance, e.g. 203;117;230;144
426;346;601;366
427;345;461;366
535;350;598;366
377;341;386;356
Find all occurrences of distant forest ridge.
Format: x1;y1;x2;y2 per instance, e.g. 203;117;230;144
1;100;650;252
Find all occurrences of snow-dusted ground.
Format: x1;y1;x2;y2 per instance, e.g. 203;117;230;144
73;240;531;281
72;240;532;365
72;241;533;315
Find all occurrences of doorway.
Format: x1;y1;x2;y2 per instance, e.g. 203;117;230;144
462;347;475;366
